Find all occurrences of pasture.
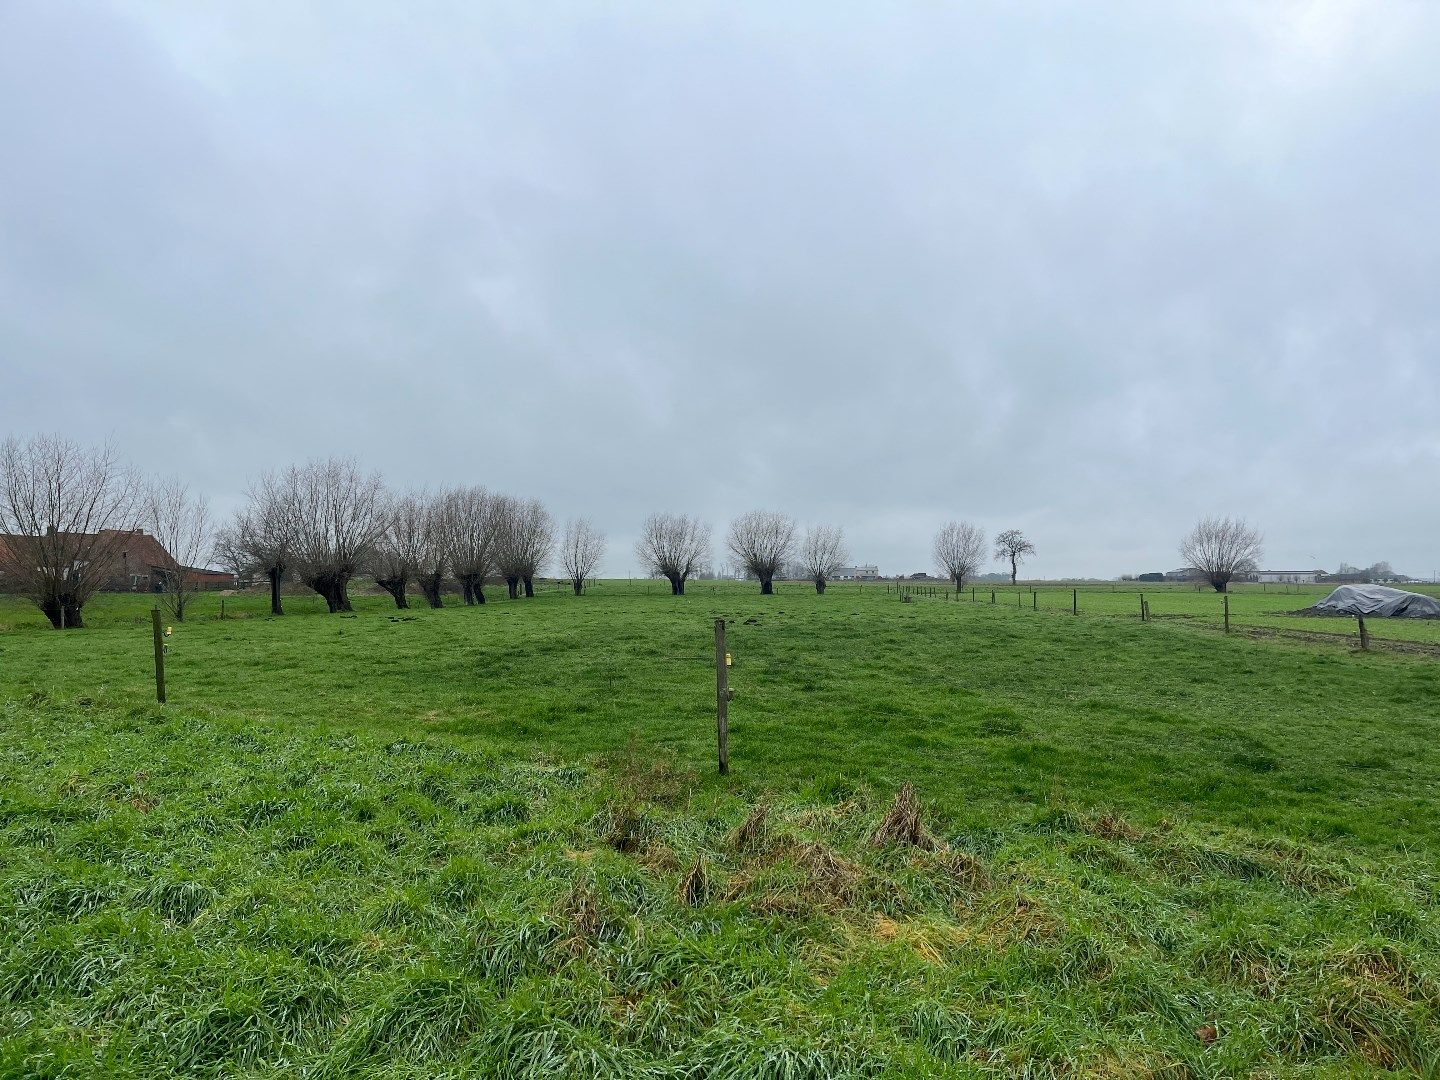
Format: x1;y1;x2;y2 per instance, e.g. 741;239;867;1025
2;582;1438;1076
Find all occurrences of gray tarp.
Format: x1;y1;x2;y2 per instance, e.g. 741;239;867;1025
1308;584;1440;618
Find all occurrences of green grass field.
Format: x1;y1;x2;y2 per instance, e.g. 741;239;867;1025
2;583;1438;1076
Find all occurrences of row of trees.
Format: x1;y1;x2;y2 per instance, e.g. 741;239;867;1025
1;436;1269;631
216;460;607;617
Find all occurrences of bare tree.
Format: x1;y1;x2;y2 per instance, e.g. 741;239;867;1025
237;470;299;616
993;528;1036;585
439;485;498;605
495;496;555;598
143;476;212;622
371;491;429;609
726;511;797;594
635;513;710;595
799;524;847;594
560;518;605;595
933;521;986;591
414;494;448;608
286;458;388;612
211;519;250;585
0;435;140;629
1180;516;1263;593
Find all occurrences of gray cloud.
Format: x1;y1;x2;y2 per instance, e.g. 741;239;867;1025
3;1;1438;578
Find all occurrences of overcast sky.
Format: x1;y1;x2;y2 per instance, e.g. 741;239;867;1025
3;2;1438;579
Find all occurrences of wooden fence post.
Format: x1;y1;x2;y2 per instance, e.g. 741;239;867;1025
1357;613;1369;651
1139;593;1145;620
1032;591;1037;610
1223;593;1230;633
151;607;167;704
1072;589;1078;616
714;618;729;775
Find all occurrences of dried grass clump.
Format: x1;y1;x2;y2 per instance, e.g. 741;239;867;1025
600;802;652;854
1083;811;1142;842
793;840;863;906
939;850;991;892
983;889;1063;947
729;804;769;852
871;783;938;851
678;857;709;907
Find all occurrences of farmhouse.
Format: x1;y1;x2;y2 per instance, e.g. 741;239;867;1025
1237;570;1322;585
833;564;880;581
0;528;232;593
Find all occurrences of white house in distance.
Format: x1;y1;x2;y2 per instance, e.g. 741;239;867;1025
833;564;880;581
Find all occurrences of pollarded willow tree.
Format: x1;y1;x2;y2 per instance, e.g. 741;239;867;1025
439;485;499;605
933;520;986;591
1180;516;1263;593
726;511;797;594
144;475;213;622
0;435;141;629
414;495;449;609
371;491;430;609
495;496;555;599
799;524;847;594
993;528;1036;586
635;513;710;595
560;517;605;595
235;469;299;616
286;458;389;613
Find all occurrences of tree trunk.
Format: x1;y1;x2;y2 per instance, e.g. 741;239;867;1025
1010;557;1017;586
815;578;826;594
268;567;284;616
459;575;486;604
572;577;584;596
760;577;773;595
309;572;353;613
418;573;444;608
460;579;474;605
377;576;409;608
334;574;353;612
953;574;964;593
505;575;519;600
522;576;534;598
667;574;681;595
41;595;85;630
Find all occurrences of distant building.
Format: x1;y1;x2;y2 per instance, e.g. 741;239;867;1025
0;528;233;593
1165;567;1202;582
1238;570;1321;585
833;565;880;581
1136;572;1166;582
